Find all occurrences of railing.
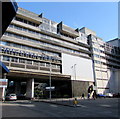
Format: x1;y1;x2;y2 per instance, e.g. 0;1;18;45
17;8;42;24
58;22;79;38
2;61;61;73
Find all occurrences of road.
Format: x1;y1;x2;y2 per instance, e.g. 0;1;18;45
1;98;119;118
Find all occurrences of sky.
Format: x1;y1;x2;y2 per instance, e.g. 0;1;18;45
17;2;118;42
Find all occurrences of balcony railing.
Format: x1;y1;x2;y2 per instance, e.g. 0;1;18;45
57;22;79;38
17;8;42;24
2;60;61;74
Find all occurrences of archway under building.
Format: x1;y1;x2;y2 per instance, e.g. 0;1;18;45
6;70;72;99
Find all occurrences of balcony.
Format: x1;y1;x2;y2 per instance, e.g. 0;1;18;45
2;60;61;74
17;7;42;25
57;22;79;38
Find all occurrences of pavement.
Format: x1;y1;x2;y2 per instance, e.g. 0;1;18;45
33;97;120;107
34;97;84;107
1;97;120;118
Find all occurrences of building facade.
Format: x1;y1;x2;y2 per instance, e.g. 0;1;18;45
0;8;94;99
0;0;18;101
0;7;120;99
88;35;120;94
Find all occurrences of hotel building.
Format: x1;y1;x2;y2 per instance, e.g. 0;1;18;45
0;7;120;99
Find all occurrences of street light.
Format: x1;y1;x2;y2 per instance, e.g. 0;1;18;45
42;53;52;101
49;60;52;101
71;64;76;97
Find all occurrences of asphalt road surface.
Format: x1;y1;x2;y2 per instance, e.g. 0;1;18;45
1;98;120;118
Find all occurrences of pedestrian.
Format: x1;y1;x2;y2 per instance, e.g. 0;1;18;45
92;91;97;100
81;93;85;99
88;93;90;99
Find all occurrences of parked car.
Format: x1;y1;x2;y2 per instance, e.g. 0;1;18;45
113;93;120;98
105;93;113;98
5;94;17;101
97;94;106;98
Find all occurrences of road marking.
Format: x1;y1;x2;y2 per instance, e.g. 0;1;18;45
77;104;87;108
50;104;58;107
100;104;111;107
20;104;35;107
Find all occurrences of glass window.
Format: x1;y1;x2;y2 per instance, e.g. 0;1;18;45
33;61;39;66
3;56;10;61
40;62;45;66
46;63;50;67
24;19;27;24
27;60;32;64
11;57;18;62
57;65;60;69
52;64;56;68
19;58;25;63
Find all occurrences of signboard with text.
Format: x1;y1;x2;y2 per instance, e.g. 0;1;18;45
0;79;8;88
45;86;55;91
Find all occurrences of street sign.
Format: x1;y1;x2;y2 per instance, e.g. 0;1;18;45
45;86;55;90
0;79;8;88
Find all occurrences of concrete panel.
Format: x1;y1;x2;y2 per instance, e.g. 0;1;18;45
96;71;102;79
97;80;104;87
71;80;89;97
62;53;94;82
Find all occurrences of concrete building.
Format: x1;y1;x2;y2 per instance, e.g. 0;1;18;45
0;7;120;99
88;35;120;94
107;38;120;94
0;7;94;99
107;38;120;47
0;0;18;100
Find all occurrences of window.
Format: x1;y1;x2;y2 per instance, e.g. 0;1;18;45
11;57;18;62
57;65;60;69
3;56;10;61
19;58;25;63
27;60;32;65
52;64;56;68
46;63;50;67
40;62;45;66
33;61;39;66
15;17;38;27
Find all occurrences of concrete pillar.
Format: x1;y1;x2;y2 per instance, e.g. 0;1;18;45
26;78;34;99
2;73;7;101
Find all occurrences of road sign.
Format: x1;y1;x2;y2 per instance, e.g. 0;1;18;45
0;79;8;88
45;86;55;90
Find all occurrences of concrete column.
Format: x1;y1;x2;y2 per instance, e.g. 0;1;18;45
2;87;5;101
26;78;34;99
2;73;7;101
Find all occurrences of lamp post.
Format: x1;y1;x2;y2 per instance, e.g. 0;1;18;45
71;64;76;97
49;61;52;101
42;53;52;101
74;64;76;81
